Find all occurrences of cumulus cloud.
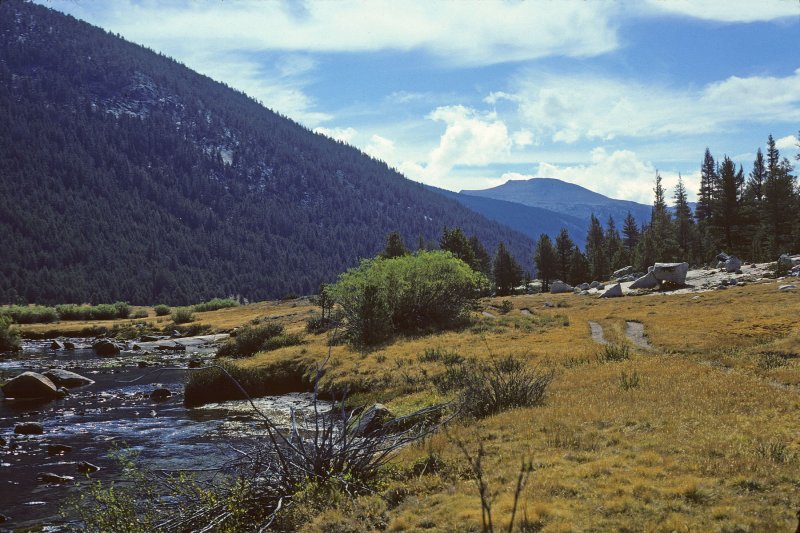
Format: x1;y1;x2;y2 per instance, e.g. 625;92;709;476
775;134;799;151
364;134;396;163
645;0;799;22
506;69;800;143
518;148;701;205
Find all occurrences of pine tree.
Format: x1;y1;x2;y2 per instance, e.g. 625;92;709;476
622;212;640;253
604;216;625;271
533;234;558;292
440;227;476;268
710;156;742;253
382;231;409;258
468;235;492;279
493;242;523;296
763;148;797;256
696;148;716;223
567;246;590;286
554;228;575;283
673;175;696;261
635;172;678;268
585;214;608;281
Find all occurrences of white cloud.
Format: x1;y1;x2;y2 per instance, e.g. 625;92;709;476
364;135;396;163
313;127;357;144
519;148;700;204
646;0;799;22
775;134;799;151
48;0;619;67
507;69;800;143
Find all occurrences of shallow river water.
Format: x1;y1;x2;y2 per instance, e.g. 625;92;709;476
0;339;324;530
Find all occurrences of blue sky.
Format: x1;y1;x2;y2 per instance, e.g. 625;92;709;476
41;0;800;204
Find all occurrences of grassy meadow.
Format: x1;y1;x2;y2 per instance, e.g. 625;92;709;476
11;282;800;531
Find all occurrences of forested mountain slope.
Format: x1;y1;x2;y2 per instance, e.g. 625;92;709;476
0;0;533;305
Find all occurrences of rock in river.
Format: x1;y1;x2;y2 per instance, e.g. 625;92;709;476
93;339;121;356
2;372;59;400
36;472;73;484
150;388;172;401
47;444;72;456
42;369;94;389
14;422;44;435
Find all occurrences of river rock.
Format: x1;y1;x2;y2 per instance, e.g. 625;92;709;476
77;461;100;474
778;254;800;267
0;512;7;523
0;435;5;446
50;340;63;350
188;359;202;368
14;422;44;435
652;262;689;285
725;255;742;273
2;372;59;400
93;340;121;356
354;403;394;437
63;341;76;350
612;266;634;278
550;281;574;294
590;281;600;289
578;282;590;290
600;283;623;298
36;472;73;484
42;369;94;388
150;388;172;401
47;444;72;455
630;271;659;289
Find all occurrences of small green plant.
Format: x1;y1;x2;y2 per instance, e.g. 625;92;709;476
418;347;464;365
755;439;793;464
498;300;513;314
597;343;630;363
0;315;21;353
620;369;641;390
757;352;788;370
153;304;170;316
171;307;194;324
216;323;296;358
130;309;148;319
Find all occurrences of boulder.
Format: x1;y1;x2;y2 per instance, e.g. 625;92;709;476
63;341;76;350
724;255;741;273
599;283;623;298
778;254;794;267
612;266;634;279
354;403;394;437
77;461;100;474
93;340;121;356
150;388;172;401
652;262;689;285
50;340;63;350
596;283;605;290
716;252;730;263
36;472;73;484
550;281;574;294
2;372;59;400
14;422;44;435
578;283;590;290
42;369;94;388
47;444;73;456
590;281;600;289
630;271;659;290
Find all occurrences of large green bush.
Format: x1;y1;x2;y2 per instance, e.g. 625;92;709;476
0;315;21;353
329;251;487;346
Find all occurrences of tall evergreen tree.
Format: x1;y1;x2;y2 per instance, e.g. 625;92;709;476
554;228;575;283
533;234;558;292
710;156;743;253
468;235;492;279
381;231;409;258
567;246;590;286
622;211;640;253
585;214;608;281
440;227;476;268
672;175;696;260
696;148;716;223
763;149;797;256
604;216;625;271
493;242;523;296
635;172;678;269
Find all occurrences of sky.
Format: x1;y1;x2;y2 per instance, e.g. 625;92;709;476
41;0;800;204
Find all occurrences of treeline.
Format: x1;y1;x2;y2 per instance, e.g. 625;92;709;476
534;134;799;286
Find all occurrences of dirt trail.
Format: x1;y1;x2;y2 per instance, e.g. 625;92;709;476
588;321;607;345
625;321;652;350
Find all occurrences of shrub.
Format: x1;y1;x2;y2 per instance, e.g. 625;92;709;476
54;302;131;320
192;298;239;313
597;343;630;363
329;251;487;346
171;307;194;324
216;323;286;358
261;332;304;352
620;369;641;390
131;309;148;319
153;304;171;316
0;315;21;353
438;355;554;418
1;305;58;324
498;300;513;314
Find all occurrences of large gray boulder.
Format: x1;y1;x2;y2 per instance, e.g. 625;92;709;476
550;281;574;294
612;266;634;279
42;369;94;389
578;282;590;290
2;372;59;400
599;283;623;298
93;339;121;356
652;262;689;285
724;255;742;273
630;271;659;289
